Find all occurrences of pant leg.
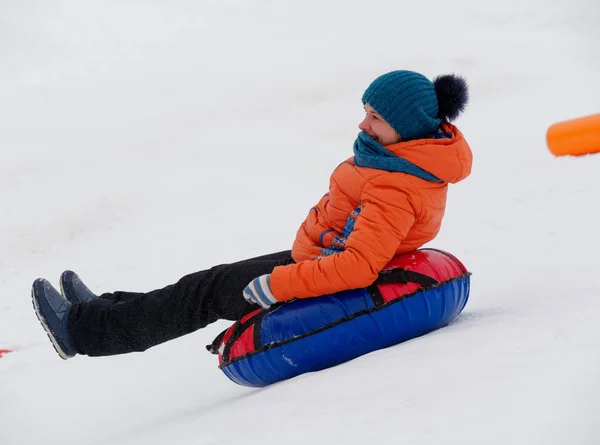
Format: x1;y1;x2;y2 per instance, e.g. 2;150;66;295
68;250;294;356
96;251;294;303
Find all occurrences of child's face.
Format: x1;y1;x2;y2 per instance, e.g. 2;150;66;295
359;104;401;146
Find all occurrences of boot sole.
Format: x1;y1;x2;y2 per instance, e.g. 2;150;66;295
31;282;73;360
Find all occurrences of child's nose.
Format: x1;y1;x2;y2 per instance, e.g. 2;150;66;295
358;118;369;132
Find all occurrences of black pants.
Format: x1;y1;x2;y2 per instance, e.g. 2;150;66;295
68;251;294;356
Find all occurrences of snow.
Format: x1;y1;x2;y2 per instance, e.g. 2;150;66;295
1;0;599;444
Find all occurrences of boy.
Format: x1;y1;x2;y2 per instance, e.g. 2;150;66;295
32;70;472;359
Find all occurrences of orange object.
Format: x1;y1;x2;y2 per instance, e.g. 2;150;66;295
0;349;11;358
547;114;600;156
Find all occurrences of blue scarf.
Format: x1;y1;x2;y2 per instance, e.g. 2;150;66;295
353;131;442;182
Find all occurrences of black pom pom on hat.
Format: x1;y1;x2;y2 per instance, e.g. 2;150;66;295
433;74;469;122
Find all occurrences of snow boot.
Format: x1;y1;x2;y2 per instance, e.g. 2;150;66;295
32;278;77;359
60;270;98;304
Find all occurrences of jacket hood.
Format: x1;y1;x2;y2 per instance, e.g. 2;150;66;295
384;122;472;184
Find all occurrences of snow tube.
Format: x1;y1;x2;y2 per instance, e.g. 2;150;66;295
547;113;600;156
208;248;471;387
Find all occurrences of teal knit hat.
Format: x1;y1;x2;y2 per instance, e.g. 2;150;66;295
362;70;441;141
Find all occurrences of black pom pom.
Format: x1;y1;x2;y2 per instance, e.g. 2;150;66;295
433;74;469;121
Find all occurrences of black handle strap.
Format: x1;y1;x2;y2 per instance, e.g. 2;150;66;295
213;310;269;362
368;268;439;307
374;268;439;287
206;328;228;355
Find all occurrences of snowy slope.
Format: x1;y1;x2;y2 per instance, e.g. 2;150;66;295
1;0;599;444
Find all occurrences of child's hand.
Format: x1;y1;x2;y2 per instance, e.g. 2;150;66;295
243;274;277;309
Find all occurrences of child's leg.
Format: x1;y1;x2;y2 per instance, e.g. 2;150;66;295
68;251;294;356
96;251;293;303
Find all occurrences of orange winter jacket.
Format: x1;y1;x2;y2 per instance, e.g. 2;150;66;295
270;122;472;301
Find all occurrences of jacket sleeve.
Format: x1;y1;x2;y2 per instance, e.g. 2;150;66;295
270;175;419;301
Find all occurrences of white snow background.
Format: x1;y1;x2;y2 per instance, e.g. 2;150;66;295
1;0;599;444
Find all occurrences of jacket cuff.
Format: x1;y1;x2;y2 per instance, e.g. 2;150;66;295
269;265;295;302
